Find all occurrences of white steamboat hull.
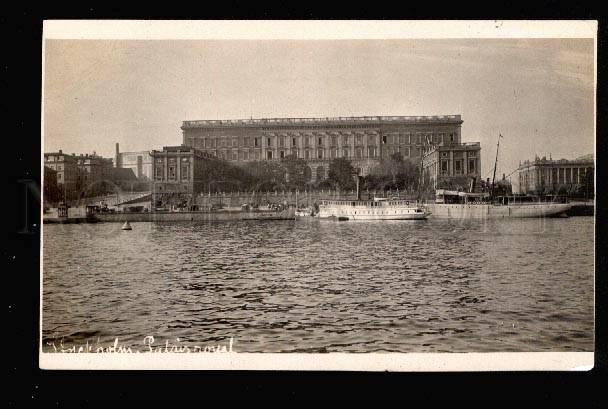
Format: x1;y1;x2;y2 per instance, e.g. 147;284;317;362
426;203;571;219
318;205;429;220
241;207;296;220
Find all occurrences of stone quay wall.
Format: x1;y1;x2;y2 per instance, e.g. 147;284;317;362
194;189;420;208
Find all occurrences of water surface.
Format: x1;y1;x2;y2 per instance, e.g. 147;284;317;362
42;217;594;352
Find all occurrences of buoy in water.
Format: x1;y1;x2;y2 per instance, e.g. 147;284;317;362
121;221;132;230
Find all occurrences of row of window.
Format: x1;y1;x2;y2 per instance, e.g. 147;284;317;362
439;159;478;175
154;165;190;181
198;146;422;161
48;163;97;175
47;164;64;171
322;200;413;207
45;156;67;162
194;132;456;149
440;151;477;158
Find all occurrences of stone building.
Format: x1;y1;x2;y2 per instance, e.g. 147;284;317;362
75;152;114;187
44;150;80;196
516;154;594;196
181;115;464;181
421;142;482;192
150;145;214;210
44;149;142;199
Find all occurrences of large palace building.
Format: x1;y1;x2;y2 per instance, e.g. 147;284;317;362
181;115;464;180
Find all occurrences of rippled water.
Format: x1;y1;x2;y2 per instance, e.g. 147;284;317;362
42;217;594;352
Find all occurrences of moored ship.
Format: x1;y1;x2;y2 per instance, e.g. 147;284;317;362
426;189;571;219
318;197;429;220
240;203;296;220
318;175;430;221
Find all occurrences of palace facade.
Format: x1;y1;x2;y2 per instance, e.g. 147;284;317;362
181;115;464;180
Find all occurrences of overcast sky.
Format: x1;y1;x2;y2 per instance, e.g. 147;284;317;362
44;38;595;183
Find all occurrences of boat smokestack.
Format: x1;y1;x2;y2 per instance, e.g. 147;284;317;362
356;175;362;200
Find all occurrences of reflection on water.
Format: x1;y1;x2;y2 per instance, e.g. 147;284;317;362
42;217;594;352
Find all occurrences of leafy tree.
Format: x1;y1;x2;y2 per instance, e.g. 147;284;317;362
281;154;308;190
395;157;419;192
241;160;286;192
316;178;336;190
437;175;470;192
579;167;594;199
200;158;255;192
367;154;420;192
327;157;356;190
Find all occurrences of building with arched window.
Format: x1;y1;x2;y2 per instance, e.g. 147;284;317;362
181;115;464;180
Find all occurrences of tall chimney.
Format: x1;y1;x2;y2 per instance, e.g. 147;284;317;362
115;143;120;168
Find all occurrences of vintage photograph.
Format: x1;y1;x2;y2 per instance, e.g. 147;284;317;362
40;21;596;370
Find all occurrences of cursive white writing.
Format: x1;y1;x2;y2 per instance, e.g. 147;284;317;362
143;336;234;353
46;336;235;353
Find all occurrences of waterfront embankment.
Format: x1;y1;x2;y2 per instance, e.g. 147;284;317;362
95;210;297;223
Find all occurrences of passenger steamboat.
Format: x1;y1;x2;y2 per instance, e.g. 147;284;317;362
318;176;430;221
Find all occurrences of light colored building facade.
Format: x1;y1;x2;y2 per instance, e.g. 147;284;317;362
45;150;137;199
114;143;153;180
181;115;464;180
150;145;213;209
421;142;482;191
44;150;80;192
516;155;594;195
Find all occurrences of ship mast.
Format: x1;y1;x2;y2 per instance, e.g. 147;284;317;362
490;133;502;199
418;136;431;202
418;149;423;200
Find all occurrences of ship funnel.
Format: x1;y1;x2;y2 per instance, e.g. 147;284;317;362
356;175;363;200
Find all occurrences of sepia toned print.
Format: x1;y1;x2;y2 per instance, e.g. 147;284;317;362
40;21;595;370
